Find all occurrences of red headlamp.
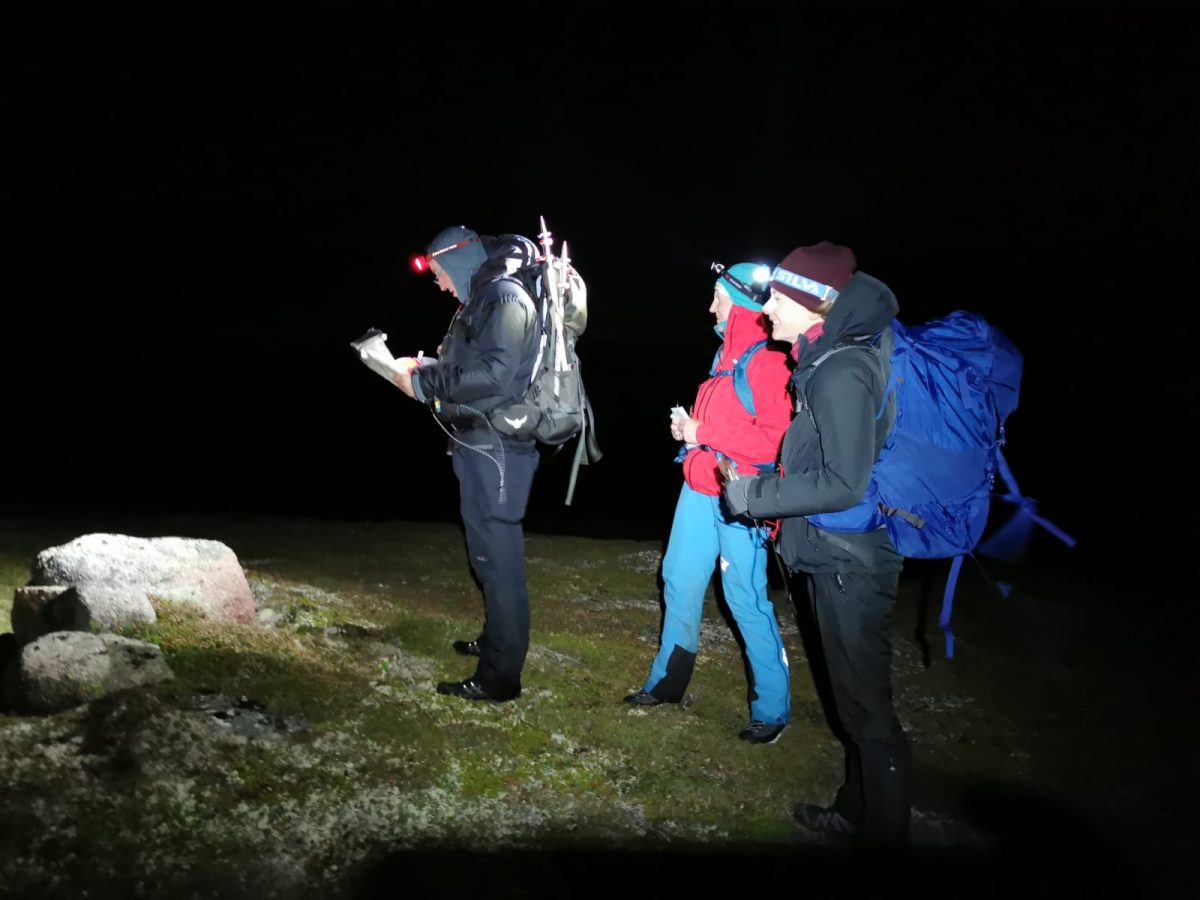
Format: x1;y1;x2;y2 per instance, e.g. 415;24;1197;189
409;236;479;276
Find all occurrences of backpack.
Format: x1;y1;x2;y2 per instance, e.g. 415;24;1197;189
803;311;1075;657
486;219;602;504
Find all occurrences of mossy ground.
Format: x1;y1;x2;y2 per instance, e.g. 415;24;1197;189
0;513;1194;898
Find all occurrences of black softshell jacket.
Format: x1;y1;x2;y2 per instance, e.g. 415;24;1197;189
413;236;539;431
744;272;905;574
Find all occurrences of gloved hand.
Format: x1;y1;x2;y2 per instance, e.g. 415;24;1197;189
722;476;753;518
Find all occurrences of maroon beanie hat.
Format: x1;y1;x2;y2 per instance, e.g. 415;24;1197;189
769;241;857;310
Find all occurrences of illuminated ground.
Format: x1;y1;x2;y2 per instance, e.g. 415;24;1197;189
0;512;1194;898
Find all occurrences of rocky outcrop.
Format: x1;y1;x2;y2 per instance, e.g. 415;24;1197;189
11;534;255;644
3;631;173;714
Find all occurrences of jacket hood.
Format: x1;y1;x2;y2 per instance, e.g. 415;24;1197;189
469;234;540;297
720;302;774;359
426;226;487;303
799;271;898;363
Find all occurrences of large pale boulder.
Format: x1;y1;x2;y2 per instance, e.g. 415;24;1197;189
3;631;174;714
11;533;255;644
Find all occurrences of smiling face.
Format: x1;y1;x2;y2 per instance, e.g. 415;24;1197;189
762;288;824;343
709;284;734;325
429;258;458;300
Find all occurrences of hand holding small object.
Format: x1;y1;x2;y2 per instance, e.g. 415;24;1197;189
670;405;686;441
680;417;701;445
669;406;701;447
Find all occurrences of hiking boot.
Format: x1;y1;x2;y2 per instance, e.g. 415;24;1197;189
793;802;861;836
452;639;483;657
436;678;518;703
738;720;787;744
623;689;666;707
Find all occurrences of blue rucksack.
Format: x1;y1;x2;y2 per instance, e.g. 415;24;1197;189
804;311;1075;657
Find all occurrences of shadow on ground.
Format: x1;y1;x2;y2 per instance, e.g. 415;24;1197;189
354;798;1145;898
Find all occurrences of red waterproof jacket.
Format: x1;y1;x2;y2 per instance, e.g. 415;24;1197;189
682;304;793;496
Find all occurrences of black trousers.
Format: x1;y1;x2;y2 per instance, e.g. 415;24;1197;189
451;436;539;696
805;569;912;844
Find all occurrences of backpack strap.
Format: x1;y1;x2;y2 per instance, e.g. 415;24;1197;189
711;449;778;476
875;325;896;418
938;551;1017;659
805;331;894;418
710;340;769;418
733;340;768;418
680;340;774;466
939;554;966;659
979;448;1078;558
812;529;876;566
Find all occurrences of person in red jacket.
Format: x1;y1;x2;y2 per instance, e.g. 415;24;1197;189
625;262;794;743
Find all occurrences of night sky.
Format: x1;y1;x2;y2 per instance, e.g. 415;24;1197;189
7;4;1197;575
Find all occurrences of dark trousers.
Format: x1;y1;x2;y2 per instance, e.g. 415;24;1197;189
805;569;912;845
452;436;539;696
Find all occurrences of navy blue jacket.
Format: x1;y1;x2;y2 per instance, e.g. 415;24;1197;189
412;235;539;432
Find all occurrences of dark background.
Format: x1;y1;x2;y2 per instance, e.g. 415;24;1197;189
6;3;1197;577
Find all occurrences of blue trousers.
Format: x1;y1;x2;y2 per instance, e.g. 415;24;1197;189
643;483;790;724
452;436;540;696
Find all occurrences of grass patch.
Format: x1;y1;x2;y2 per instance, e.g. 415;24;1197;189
0;513;1187;898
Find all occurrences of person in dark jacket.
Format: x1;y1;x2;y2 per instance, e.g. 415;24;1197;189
625;262;794;744
722;242;911;845
393;225;541;703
